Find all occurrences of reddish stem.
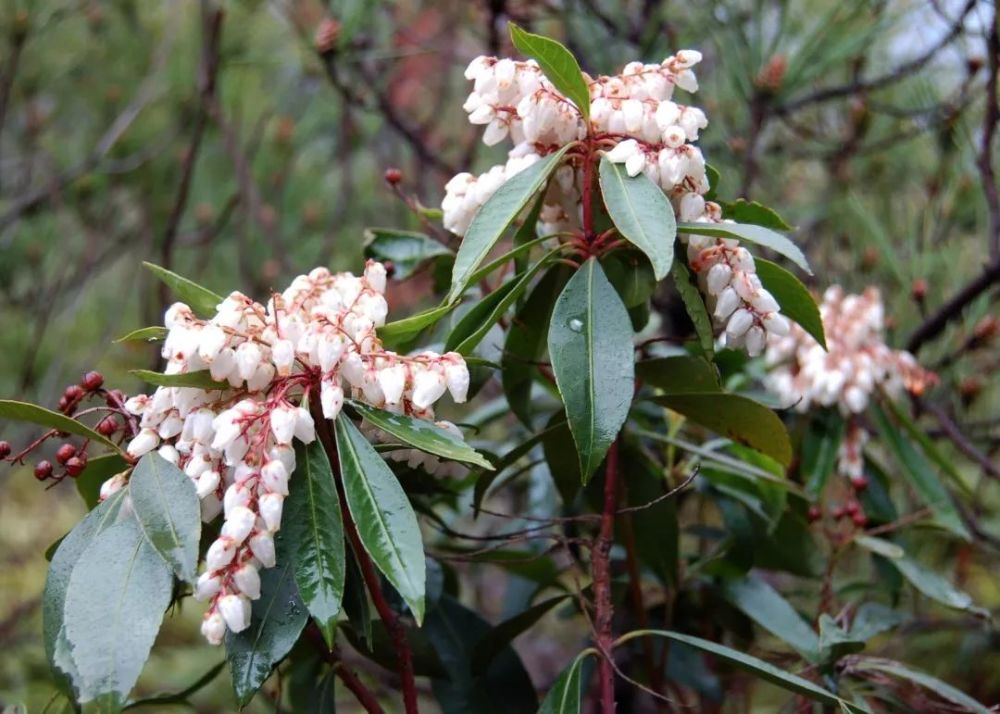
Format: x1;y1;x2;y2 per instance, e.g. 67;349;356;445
334;654;387;714
581;138;596;241
311;401;420;714
593;439;620;713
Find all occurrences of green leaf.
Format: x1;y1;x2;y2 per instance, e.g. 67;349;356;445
891;556;986;616
880;396;972;496
466;233;554;288
853;534;905;559
651;393;792;466
335;415;426;623
63;518;173;708
508;24;590;120
598;157;675;280
801;411;845;498
448;144;572;302
755;258;826;349
502;265;569;428
142;262;223;316
470;595;569;675
363;227;454;280
129;453;201;583
704;164;721;202
379;303;457;347
847;602;905;641
617;630;845;707
671;260;715;356
446;249;560;355
226;551;309;706
285;440;346;648
872;405;970;540
817;614;865;663
548;258;635;480
75;453;129;509
43;492;129;697
512;191;547;276
472;423;562;514
0;400;120;450
114;326;168;344
677;222;811;275
129;369;228;390
722;576;820;661
720;199;793;230
637;356;720;394
601;252;658;308
848;658;990;714
538;651;591;714
122;661;225;710
349;400;491;469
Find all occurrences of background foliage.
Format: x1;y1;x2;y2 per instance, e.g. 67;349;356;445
0;0;997;711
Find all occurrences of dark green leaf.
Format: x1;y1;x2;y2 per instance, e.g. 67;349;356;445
466;233;554;288
755;258;826;349
720;199;793;230
129;369;228;390
363;228;454;280
677;222;811;275
722;576;820;661
892;556;986;616
848;658;990;714
599;157;675;279
619;442;678;586
129;453;201;583
470;595;569;675
349;400;491;469
226;539;309;706
651;393;792;466
75;453;129;509
872;405;969;540
63;518;173;708
601;252;658;308
449;144;572;302
538;652;591;714
512;191;547;276
142;262;223;316
704;164;721;202
509;24;590;119
548;258;635;480
286;440;346;647
817;614;865;663
114;327;168;344
847;602;905;641
122;661;225;710
671;260;714;356
637;356;720;393
880;396;972;496
0;400;119;450
379;303;457;348
342;618;446;678
335;415;425;623
343;545;373;649
801;411;845;498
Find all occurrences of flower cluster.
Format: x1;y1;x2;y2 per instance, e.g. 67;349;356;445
764;286;935;415
443;51;787;355
107;262;469;644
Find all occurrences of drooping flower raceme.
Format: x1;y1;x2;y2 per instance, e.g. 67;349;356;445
443;51;788;355
764;286;935;479
108;262;469;644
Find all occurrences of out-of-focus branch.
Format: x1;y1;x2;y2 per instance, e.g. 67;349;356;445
920;399;1000;481
905;257;1000;353
0;11;29;194
979;3;999;258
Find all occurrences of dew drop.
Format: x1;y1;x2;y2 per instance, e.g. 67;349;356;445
568;318;584;333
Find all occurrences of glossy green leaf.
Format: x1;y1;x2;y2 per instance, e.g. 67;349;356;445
722;576;820;661
620;442;678;586
446;249;560;355
129;453;201;583
538;651;591;714
448;144;572;302
512;191;547;276
848;658;990;714
43;492;128;697
0;400;119;450
601;252;658;308
75;453;129;509
349;400;491;469
285;440;346;647
335;415;426;623
470;595;569;675
599;157;675;279
872;405;969;540
502;265;569;427
548;258;635;480
637;356;720;393
509;24;590;119
720;199;793;230
363;227;453;279
617;630;845;707
755;258;826;349
466;233;554;288
651;393;792;466
379;303;457;347
129;369;228;390
142;262;223;316
853;534;905;560
671;260;715;356
892;556;986;616
226;550;309;706
343;545;373;648
63;518;173;708
801;410;845;498
677;222;811;275
114;326;168;344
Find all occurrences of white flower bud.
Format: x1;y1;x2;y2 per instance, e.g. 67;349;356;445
270;404;297;445
706;263;733;295
233;563;262;600
763;313;790;337
205;537;236;571
260;459;289;496
444;358;470;403
844;386;868;414
201;611;226;645
209;347;236;382
198;324;228;362
201;493;223;522
365;261;387;294
411;369;447;409
99;472;128;501
127;428;160;458
605;139;639;163
269;444;296;474
247;362;275;393
236;342;262;382
745;326;766;357
194;572;222;601
218;594;252;633
259;493;284;531
751;290;780;315
377;364;406;405
250;532;276;568
224;482;251;516
726;309;755;340
196;470;221;499
321;379;345;420
156;444;180;465
271;339;295;376
221;506;256;543
714;287;740;321
293;407;315;443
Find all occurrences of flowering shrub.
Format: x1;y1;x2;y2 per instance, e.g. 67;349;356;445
0;25;990;714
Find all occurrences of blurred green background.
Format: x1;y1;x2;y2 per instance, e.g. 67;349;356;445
1;0;997;711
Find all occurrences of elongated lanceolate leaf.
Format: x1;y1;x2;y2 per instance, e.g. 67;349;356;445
671;261;715;355
538;651;592;713
142;262;223;316
755;258;826;349
677;221;811;275
0;400;119;450
509;25;590;120
363;227;454;279
130;369;228;390
115;326;168;343
722;576;820;661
